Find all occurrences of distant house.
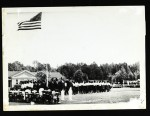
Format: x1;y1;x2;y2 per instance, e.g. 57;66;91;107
8;70;66;88
49;72;66;81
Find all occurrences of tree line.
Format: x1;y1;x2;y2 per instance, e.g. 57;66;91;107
56;62;140;83
8;61;140;83
8;61;53;72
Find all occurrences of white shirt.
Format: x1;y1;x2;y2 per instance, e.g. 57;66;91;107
30;83;33;88
65;83;67;87
39;88;44;96
25;89;31;94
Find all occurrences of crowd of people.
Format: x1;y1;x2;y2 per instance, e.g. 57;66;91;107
9;78;112;104
10;79;112;95
9;79;62;104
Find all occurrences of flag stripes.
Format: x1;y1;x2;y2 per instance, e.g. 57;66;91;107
18;28;41;30
17;12;42;31
18;21;41;30
18;25;41;28
18;21;41;26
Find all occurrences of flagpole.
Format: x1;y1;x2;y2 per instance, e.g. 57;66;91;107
46;64;49;87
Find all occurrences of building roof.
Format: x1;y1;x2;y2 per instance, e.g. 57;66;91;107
50;72;65;79
8;70;36;79
8;70;66;79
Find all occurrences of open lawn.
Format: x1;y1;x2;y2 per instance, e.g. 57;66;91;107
61;87;140;104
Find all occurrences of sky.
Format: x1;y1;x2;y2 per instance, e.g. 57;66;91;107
3;6;145;68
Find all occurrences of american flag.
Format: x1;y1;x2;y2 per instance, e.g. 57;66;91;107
18;12;42;30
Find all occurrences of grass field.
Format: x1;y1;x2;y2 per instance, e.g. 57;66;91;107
61;87;140;104
9;87;140;105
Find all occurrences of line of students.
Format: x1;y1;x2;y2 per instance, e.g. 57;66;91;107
72;82;112;94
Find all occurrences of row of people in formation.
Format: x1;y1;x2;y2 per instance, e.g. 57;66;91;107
73;82;111;86
19;80;111;87
12;80;112;95
71;84;112;95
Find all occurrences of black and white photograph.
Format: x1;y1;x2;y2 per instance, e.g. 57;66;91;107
2;6;146;110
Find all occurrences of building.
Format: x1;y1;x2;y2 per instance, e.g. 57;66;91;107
8;70;66;88
49;72;66;81
8;70;37;88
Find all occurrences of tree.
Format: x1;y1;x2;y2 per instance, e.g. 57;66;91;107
99;67;104;80
33;61;52;72
43;63;51;72
81;64;91;79
130;62;140;80
126;65;134;80
113;70;122;83
89;62;98;80
8;63;14;71
35;71;46;82
101;64;110;80
25;65;36;72
33;60;38;71
73;69;83;83
82;73;89;82
57;63;76;80
120;66;128;79
8;61;25;71
112;65;128;83
110;63;117;75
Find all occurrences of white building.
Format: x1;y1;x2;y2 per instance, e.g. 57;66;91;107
8;70;36;88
